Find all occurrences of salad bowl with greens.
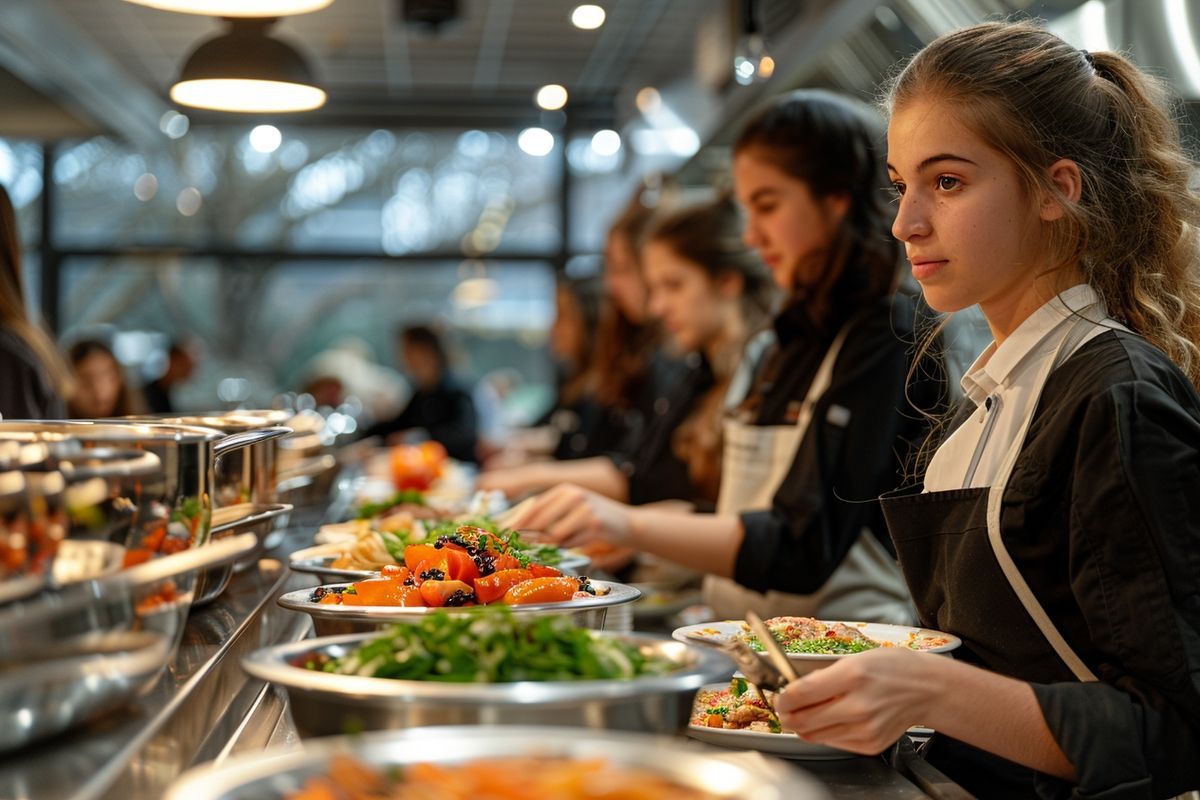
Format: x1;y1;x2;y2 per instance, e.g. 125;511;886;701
242;608;733;736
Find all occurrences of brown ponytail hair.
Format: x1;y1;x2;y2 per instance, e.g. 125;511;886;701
643;195;777;502
0;185;72;402
886;20;1200;389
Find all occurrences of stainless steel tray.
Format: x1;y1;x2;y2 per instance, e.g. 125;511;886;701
164;725;829;799
243;629;732;737
276;578;641;634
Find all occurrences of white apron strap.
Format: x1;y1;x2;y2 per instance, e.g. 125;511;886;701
985;313;1101;682
795;323;853;433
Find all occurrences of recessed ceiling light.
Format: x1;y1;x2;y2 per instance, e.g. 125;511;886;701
535;84;568;111
122;0;334;17
571;4;606;30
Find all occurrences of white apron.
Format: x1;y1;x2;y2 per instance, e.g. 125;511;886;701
703;323;913;624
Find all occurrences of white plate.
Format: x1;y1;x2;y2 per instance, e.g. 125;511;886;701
672;619;961;669
687;681;852;760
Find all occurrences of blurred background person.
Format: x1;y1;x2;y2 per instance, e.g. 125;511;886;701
362;324;478;464
482;196;777;514
142;339;197;414
0;184;70;420
66;339;141;418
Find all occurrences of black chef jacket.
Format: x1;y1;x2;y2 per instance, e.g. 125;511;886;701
922;331;1200;799
733;293;943;593
363;377;478;464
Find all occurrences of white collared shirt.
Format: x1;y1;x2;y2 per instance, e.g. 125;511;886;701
924;285;1114;492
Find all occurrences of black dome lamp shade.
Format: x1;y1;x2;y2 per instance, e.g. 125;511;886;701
170;18;326;113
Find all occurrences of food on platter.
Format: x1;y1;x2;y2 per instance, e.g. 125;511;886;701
287;753;719;800
309;518;565;575
300;609;679;682
308;525;599;609
690;676;782;733
745;616;954;654
388;442;447;492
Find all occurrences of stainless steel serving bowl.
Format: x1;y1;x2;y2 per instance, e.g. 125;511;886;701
276;579;642;636
0;533;257;753
164;725;829;800
192;502;293;605
242;629;732;737
0;629;169;753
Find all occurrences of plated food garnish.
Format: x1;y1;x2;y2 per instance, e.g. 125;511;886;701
672;618;961;671
743;616;953;654
287;753;718;800
691;676;781;733
301;609;678;682
307;524;595;609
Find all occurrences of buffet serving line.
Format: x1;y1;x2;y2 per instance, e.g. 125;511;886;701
0;413;970;800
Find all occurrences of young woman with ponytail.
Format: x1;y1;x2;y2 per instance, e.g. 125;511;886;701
513;91;944;625
770;21;1200;798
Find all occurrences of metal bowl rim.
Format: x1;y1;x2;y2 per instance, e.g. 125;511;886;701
164;724;822;800
242;629;732;704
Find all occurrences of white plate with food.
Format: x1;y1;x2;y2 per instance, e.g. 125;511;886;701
687;679;852;760
673;617;960;674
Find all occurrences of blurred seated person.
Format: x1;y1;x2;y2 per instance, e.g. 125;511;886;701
67;339;141;418
142;340;196;414
362;324;478;464
302;375;346;410
0;185;70;419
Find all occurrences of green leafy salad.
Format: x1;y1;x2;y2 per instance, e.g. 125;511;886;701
367;517;562;568
747;635;879;655
303;609;678;682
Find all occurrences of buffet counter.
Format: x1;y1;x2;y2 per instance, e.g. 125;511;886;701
0;495;970;800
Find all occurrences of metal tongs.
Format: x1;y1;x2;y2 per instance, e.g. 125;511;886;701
717;610;800;717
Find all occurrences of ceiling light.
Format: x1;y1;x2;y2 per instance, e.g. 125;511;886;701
518;128;555;157
170;19;326;113
249;124;283;153
122;0;334;17
571;4;606;30
535;84;568;111
590;129;621;156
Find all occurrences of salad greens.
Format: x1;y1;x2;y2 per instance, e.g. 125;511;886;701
747;635;878;655
426;518;562;566
354;490;426;520
312;608;677;682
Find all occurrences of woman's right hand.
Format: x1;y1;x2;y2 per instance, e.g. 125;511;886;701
506;483;635;550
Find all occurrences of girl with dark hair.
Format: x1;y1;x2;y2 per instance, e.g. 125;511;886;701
0;185;70;419
67;339;138;418
769;21;1200;798
483;196;776;516
514;90;941;626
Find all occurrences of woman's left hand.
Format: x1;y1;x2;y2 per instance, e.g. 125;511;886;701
776;647;942;755
507;483;634;549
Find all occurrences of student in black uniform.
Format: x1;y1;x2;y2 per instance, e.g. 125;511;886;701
513;91;942;625
363;324;478;464
767;22;1200;799
484;197;775;512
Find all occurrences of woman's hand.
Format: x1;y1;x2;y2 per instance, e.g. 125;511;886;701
775;648;942;755
475;464;548;498
507;483;635;549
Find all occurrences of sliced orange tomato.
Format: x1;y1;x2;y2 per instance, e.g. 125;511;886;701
380;564;410;581
442;548;480;584
491;553;522;572
473;568;532;604
341;577;409;606
418;579;475;608
404;543;442;571
502;576;579;605
528;564;562;579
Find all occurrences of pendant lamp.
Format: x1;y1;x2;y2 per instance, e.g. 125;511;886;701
122;1;333;16
170;18;326;113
